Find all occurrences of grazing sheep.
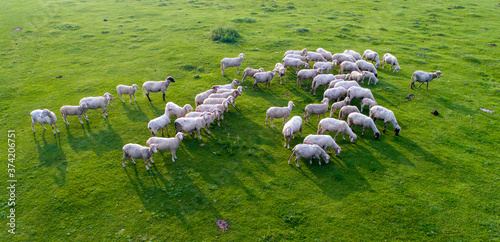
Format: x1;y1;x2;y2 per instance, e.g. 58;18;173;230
116;84;139;103
60;102;88;125
338;105;360;120
284;48;307;57
174;112;211;140
317;118;357;143
347;113;380;139
363;71;379;85
362;49;380;68
216;86;243;94
195;87;218;107
282;57;310;74
242;67;264;82
79;92;116;119
328;79;346;89
284;54;311;62
208;90;241;99
360;98;378;112
382;53;400;73
303;134;341;156
343;49;362;60
282;116;303;149
166;102;194;118
311;74;336;95
274;63;287;84
185;109;221;133
334;80;360;90
329;97;350;117
288;144;330;167
297;68;321;87
30;109;60;134
122;143;158;170
332;53;357;65
356;60;378;77
313;61;334;74
347;86;375;104
148;108;171;137
335;74;351;80
339;61;361;74
306;52;327;62
196;100;229;120
316;48;333;61
323;86;348;102
265;101;295;127
203;96;235;112
411;70;441;90
220;53;245;75
142;76;175;102
146;132;186;162
370;106;401;135
212;79;241;90
253;70;277;90
349;71;366;84
304;98;330;123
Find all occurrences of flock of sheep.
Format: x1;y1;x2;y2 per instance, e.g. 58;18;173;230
29;47;442;169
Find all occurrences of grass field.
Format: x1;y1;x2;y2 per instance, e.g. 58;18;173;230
1;0;499;240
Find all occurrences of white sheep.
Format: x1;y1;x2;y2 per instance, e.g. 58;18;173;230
220;53;245;75
196;100;229;120
282;116;303;149
79;92;116;119
347;112;380;139
146;132;186;162
166;102;194;118
174;112;211;140
335;74;351;80
142;76;175;102
316;48;333;61
60;102;89;125
274;63;287;84
323;86;347;102
148;108;171;137
363;71;379;85
306;52;327;62
216;86;243;94
30;109;60;134
284;48;307;57
362;49;380;68
122;143;158;170
334;80;360;90
282;57;310;74
116;84;139;103
411;70;441;90
265;101;295;127
313;61;334;74
369;105;401;136
349;71;366;84
185;109;221;133
207;90;241;102
343;49;362;60
332;53;357;65
297;68;321;87
338;105;360;120
360;98;378;112
241;67;264;82
339;61;361;74
382;53;400;73
304;98;330;123
311;74;336;95
347;86;375;104
203;96;235;112
212;79;241;90
195;87;218;107
288;144;330;167
356;60;378;77
284;54;311;62
303;134;341;156
328;79;346;89
317;118;357;143
253;70;277;90
329;97;350;117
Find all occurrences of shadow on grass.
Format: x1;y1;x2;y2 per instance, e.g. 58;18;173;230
394;135;444;167
122;102;149;123
33;131;67;186
66;119;124;154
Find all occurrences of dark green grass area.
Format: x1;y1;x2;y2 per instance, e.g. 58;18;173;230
0;0;499;240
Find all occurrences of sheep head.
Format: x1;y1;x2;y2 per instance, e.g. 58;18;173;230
332;60;339;66
435;71;441;78
184;104;194;113
395;66;401;73
132;84;139;90
80;102;89;110
104;92;116;101
288;101;295;108
166;76;175;83
350;133;357;143
176;132;187;140
238;53;245;59
374;131;380;140
149;144;158;153
232;79;241;85
334;147;341;157
394;127;401;136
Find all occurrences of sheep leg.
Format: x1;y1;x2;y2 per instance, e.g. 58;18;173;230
63;115;69;125
270;118;275;128
143;157;150;170
162;92;166;102
426;82;429;90
288;152;296;165
129;157;136;165
129;94;133;103
122;155;127;167
118;93;125;103
77;114;83;124
150;156;155;164
300;125;303;137
236;66;240;75
146;92;152;102
419;82;424;88
310;158;313;165
52;123;60;134
83;110;89;121
101;107;107;118
31;121;36;132
362;127;365;137
283;135;287;148
265;116;269;125
221;65;225;76
383;122;387;133
171;150;176;162
197;128;202;140
165;125;170;137
38;122;47;130
304;113;309;123
133;94;137;102
205;124;210;135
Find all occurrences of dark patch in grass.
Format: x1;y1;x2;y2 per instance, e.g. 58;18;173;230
453;5;465;9
55;23;81;31
81;34;94;38
296;28;309;34
207;23;241;43
341;27;350;32
470;14;482;18
345;24;362;29
326;16;338;20
232;17;256;23
464;55;481;64
180;64;197;71
379;27;387;31
101;30;110;34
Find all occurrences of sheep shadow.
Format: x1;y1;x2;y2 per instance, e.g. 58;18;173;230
146;101;164;116
394;135;444;167
122;102;149;123
33;132;68;186
65;124;93;152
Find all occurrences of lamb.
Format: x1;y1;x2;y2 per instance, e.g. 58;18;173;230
347;113;380;139
347;86;375;104
284;54;311;62
303;134;341;156
335;74;351;80
30;109;60;134
313;61;334;74
274;63;287;84
362;49;380;68
148;108;171;137
343;49;362;60
282;116;303;149
122;143;158;170
174;112;211;140
317;118;357;143
328;79;346;89
185;109;221;133
411;70;441;90
334;80;360;90
60;102;89;125
79;92;116;119
220;53;245;75
323;86;347;102
369;106;401;135
146;132;186;162
332;53;357;65
363;71;379;85
311;74;336;95
339;61;361;74
306;52;327;62
284;48;307;57
116;84;139;103
282;57;310;74
356;60;378;77
360;98;378;112
142;76;175;102
194;87;218;107
196;100;229;120
316;48;333;61
329;97;350;117
265;101;295;127
288;144;330;167
338;105;360;120
203;96;235;112
166;102;194;118
241;67;264;82
207;90;241;99
382;53;400;73
297;68;321;88
349;71;366;84
253;70;277;90
304;98;330;123
216;86;243;94
212;79;241;90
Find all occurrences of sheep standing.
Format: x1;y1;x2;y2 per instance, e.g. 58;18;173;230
282;57;310;74
411;70;441;90
220;53;245;75
339;61;361;74
349;71;366;84
329;97;350;117
328;79;345;89
317;118;357;143
313;61;334;74
360;98;378;112
304;98;330;123
116;84;139;103
303;134;341;156
335;74;351;80
146;132;186;162
30;109;60;134
195;87;218;107
142;77;175;102
174;112;211;140
362;49;380;68
369;106;401;135
306;52;327;62
288;144;330;167
60;102;88;125
203;96;235;113
297;68;321;87
316;48;333;61
282;116;303;149
323;86;347;102
166;102;194;118
347;86;375;104
274;63;287;84
196;100;228;121
338;105;360;120
242;67;264;82
265;101;295;127
284;54;310;62
207;90;241;100
311;74;336;95
185;109;221;133
347;112;380;139
334;80;360;90
79;92;116;119
356;60;378;77
148;108;171;137
363;71;379;85
122;143;158;170
213;79;241;90
343;49;362;60
284;48;307;57
253;70;277;90
332;53;357;65
216;86;243;94
382;53;400;73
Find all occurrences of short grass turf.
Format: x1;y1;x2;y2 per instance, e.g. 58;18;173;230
1;0;499;240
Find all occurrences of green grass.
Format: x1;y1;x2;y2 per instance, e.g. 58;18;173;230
1;0;499;240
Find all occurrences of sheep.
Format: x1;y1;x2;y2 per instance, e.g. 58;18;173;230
303;134;341;156
116;84;139;103
203;96;235;112
363;71;379;85
347;86;375;104
284;54;311;62
362;49;380;68
220;53;245;75
196;100;229;120
332;53;357;65
316;48;333;61
212;79;241;90
360;98;378;112
282;116;303;149
122;143;158;170
148;108;171;137
317;118;357;143
306;52;327;62
335;74;351;80
347;112;380;139
297;68;321;88
329;97;350;117
356;60;378;77
60;102;89;125
349;71;366;84
253;70;277;90
382;53;400;73
288;144;330;167
328;79;346;89
185;109;221;133
142;76;175;102
216;86;243;94
334;80;360;90
166;102;194;118
304;98;330;123
338;105;360;120
343;49;362;60
282;57;310;74
195;87;218;107
323;86;347;102
265;101;295;127
146;132;186;162
274;63;287;84
79;92;116;119
30;109;60;134
411;70;441;90
339;61;361;74
207;90;241;99
370;105;401;135
313;61;334;74
174;112;211;140
311;74;336;95
284;48;307;57
242;67;264;82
